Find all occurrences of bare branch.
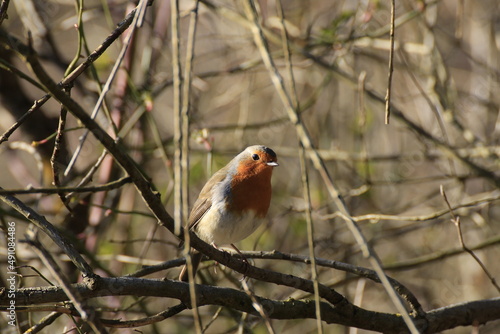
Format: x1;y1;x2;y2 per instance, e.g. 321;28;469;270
384;0;396;124
0;190;94;277
1;276;499;333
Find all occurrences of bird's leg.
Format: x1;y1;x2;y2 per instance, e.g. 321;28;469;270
211;242;220;274
230;244;249;264
230;243;251;281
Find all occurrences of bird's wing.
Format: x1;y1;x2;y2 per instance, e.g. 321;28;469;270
188;166;229;230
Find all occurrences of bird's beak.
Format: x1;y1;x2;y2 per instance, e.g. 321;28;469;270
267;161;279;167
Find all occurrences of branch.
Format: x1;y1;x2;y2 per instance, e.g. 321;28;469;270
0;277;409;333
441;186;500;292
1;277;499;333
384;0;396;124
128;250;422;314
238;250;422;315
0;176;132;195
0;189;94;277
384;233;500;271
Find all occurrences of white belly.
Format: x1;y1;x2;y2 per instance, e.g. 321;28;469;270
194;202;264;246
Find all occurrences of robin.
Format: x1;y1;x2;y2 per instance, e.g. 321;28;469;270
179;145;278;281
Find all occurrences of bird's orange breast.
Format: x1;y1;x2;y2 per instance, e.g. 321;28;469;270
227;164;273;218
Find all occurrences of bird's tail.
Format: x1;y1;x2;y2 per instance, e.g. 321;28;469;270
179;251;203;282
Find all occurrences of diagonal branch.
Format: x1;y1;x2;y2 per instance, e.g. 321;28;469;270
0;177;132;195
0;189;94;277
2;277;500;333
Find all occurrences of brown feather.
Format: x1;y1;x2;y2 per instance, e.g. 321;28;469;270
188;164;229;230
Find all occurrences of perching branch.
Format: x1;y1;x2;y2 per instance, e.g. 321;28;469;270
1;276;500;333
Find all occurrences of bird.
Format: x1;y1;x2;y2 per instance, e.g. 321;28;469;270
179;145;278;282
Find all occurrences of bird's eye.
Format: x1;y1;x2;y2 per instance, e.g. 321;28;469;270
252;154;260;160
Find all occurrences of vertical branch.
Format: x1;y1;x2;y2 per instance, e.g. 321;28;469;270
298;146;324;332
275;0;322;332
384;0;396;124
52;0;84;211
50;89;71;211
171;0;182;236
65;0;85;77
181;0;199;228
179;2;203;333
357;71;371;184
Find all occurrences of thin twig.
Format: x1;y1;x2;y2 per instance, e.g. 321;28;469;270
357;71;372;184
24;311;62;334
202;306;223;333
241;280;276;334
324;189;500;222
440;185;500;292
0;93;49;146
65;149;109;199
0;176;132;195
65;0;85;77
4;141;44;192
0;56;45;90
50;87;71;211
348;278;367;334
385;0;396;124
99;304;187;328
17;265;56;286
126;258;187;278
384;233;500;271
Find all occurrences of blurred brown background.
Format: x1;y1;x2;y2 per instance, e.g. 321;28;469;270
1;0;499;333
